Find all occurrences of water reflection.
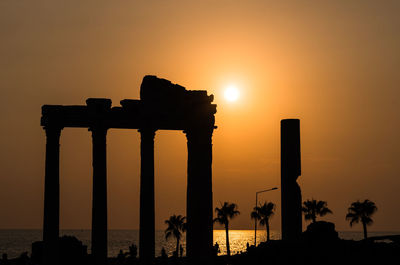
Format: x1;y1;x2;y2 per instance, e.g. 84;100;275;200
0;229;397;258
213;230;280;255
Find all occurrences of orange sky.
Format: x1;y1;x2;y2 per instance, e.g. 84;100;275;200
1;0;400;232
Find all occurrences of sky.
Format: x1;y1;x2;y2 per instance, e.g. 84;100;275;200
1;0;400;232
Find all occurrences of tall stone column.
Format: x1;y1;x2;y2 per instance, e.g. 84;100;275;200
43;126;62;265
185;128;213;260
139;129;156;262
281;119;302;240
91;127;108;265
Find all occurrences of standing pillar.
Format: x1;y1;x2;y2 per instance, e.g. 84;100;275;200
139;129;156;262
185;128;213;260
91;127;108;265
43;126;62;265
281;119;302;240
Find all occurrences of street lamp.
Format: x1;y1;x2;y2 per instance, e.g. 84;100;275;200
254;187;278;246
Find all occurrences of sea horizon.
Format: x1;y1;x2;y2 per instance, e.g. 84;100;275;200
1;229;399;259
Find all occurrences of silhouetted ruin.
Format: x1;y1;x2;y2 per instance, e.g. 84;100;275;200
32;236;88;265
40;76;217;265
281;119;302;240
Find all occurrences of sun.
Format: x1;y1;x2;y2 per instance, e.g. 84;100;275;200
224;85;240;102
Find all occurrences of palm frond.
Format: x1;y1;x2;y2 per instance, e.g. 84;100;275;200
214;202;240;227
302;199;332;222
164;214;187;242
346;199;377;228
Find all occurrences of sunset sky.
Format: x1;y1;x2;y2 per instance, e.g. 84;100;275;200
1;1;400;233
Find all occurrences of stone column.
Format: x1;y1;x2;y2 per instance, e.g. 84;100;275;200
139;129;156;262
185;128;213;260
281;119;302;240
43;126;62;265
90;127;108;265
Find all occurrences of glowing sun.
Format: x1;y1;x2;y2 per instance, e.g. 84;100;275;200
224;85;240;102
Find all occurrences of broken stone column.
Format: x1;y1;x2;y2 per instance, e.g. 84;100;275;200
281;119;302;240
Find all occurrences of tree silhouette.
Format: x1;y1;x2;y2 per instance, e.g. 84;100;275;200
213;202;240;257
346;199;377;240
302;199;332;223
165;215;186;257
251;202;275;241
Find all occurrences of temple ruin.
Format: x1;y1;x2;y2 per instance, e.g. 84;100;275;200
40;76;217;265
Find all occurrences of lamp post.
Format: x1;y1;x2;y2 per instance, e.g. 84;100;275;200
254;187;278;246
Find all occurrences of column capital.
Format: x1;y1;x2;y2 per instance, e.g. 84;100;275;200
44;126;63;136
89;126;108;136
184;127;214;140
138;128;156;139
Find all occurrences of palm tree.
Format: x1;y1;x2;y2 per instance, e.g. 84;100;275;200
302;199;332;223
251;202;275;241
213;202;240;257
346;199;377;240
165;214;186;257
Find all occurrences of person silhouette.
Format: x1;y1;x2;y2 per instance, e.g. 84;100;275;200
117;250;125;264
179;245;184;257
213;242;220;256
1;253;8;265
161;247;168;259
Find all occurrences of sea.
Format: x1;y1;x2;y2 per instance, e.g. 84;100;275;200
0;229;398;259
